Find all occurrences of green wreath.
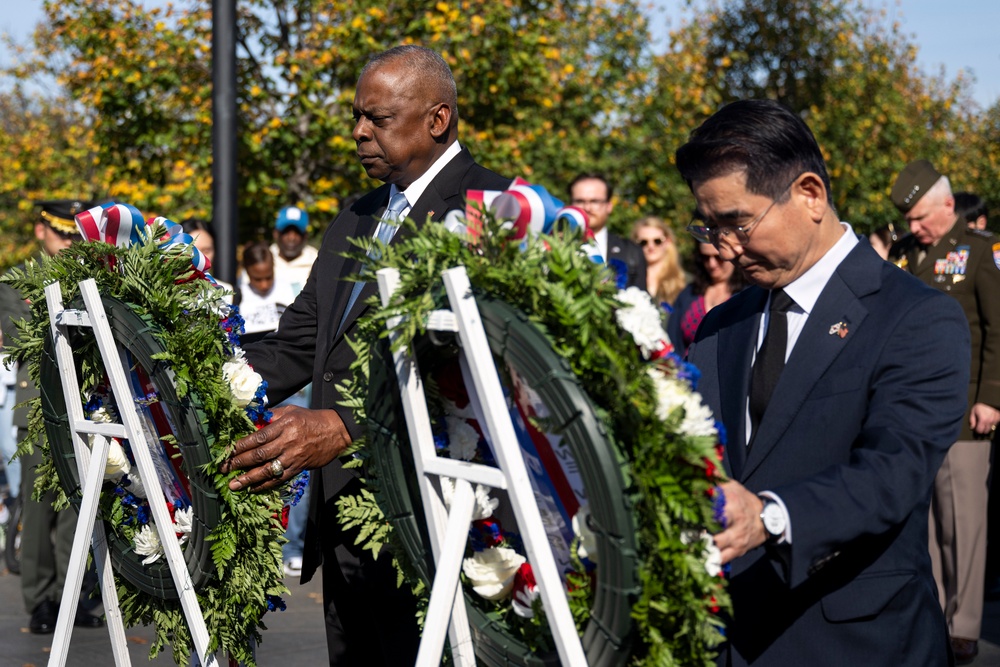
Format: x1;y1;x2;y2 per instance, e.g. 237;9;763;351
39;294;222;598
337;208;730;666
3;223;286;666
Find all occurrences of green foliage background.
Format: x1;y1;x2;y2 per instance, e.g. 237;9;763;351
1;0;997;271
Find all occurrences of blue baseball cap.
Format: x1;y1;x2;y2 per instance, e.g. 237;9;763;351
276;206;309;232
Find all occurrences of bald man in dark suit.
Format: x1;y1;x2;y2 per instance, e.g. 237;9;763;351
223;46;510;666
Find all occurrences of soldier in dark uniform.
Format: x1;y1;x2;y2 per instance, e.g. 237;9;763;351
890;161;1000;664
0;200;104;633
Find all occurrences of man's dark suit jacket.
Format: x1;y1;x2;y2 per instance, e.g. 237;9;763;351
688;240;969;665
245;147;510;582
607;231;646;290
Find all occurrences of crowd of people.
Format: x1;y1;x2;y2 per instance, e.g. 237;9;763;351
0;44;998;667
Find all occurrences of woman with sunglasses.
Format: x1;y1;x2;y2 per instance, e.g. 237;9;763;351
630;216;686;314
667;242;745;357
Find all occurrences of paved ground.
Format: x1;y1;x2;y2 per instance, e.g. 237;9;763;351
0;564;327;666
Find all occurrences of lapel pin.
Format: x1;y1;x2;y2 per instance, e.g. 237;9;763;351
828;322;849;339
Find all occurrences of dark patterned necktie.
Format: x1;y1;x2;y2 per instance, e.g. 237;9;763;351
748;289;794;445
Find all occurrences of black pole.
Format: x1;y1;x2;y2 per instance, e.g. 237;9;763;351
212;0;238;284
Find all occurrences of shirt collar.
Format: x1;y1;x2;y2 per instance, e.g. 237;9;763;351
782;222;858;315
389;141;463;217
594;227;609;258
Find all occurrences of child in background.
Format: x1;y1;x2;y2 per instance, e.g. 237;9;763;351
236;241;296;345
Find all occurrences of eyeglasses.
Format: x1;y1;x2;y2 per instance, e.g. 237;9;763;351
686;178;797;247
570;199;608;207
638;237;665;248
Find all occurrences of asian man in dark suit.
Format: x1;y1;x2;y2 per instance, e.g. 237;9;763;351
677;99;970;665
568;173;647;290
223;46;511;666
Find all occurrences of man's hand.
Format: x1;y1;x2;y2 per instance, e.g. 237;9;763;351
969;402;1000;437
713;480;768;564
222;405;352;492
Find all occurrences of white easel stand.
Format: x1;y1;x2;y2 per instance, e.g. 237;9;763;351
377;266;588;667
44;279;218;667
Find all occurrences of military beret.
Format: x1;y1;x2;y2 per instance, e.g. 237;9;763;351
890;160;942;213
35;199;94;236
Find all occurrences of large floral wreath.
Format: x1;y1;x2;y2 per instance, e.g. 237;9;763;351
336;185;731;665
2;205;301;666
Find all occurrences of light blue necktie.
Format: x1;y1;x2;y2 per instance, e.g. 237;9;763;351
336;192;408;338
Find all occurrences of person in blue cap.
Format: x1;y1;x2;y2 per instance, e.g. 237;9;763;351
272;206;318;298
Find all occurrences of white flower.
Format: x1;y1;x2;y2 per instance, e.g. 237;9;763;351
473;485;499;520
446;415;480;461
222;350;264;407
704;539;723;577
681;529;723;577
679;392;717;438
615;287;670;358
134;524;164;565
124;471;147;499
104;439;131;479
443;398;474;420
647;369;716;438
647;369;688;421
571;504;599;564
462;547;525;600
174;506;194;545
510;564;540;618
90;405;117;424
439;477;499;520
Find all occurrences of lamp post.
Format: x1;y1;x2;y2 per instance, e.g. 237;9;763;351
212;0;238;284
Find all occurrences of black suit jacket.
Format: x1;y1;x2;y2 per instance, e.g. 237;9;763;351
688;240;968;665
606;231;646;290
245;147;510;581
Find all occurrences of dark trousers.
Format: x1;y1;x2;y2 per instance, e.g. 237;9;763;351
19;443;75;612
319;490;421;666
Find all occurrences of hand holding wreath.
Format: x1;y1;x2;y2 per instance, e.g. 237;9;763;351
224;405;352;492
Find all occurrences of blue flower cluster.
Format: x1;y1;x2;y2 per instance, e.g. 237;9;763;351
221;304;246;351
284;471;310;508
85;394;104;413
265;595;286;612
246;379;271;426
432;416;449;452
114;479;150;526
134;390;159;407
668;351;702;390
608;258;628;290
712;486;727;528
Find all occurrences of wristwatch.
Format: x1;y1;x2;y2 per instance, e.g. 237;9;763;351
759;496;786;543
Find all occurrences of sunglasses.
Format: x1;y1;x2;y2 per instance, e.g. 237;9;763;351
638;237;665;248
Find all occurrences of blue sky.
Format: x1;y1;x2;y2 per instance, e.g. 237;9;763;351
1;0;997;108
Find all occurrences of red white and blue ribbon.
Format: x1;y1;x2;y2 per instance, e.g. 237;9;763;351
75;202;148;247
156;218;212;275
465;180;595;247
74;201;215;281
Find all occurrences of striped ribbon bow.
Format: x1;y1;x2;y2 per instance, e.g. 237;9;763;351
74;202;213;280
464;178;597;254
76;202;147;247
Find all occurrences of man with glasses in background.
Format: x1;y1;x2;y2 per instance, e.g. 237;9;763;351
567;173;646;289
889;160;1000;664
678;99;968;665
